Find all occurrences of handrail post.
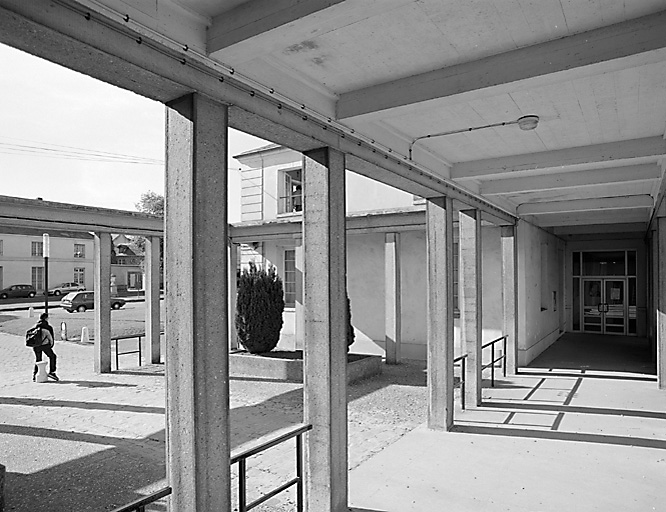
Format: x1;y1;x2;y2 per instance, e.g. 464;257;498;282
239;458;247;512
461;357;466;410
115;338;119;371
296;433;304;512
138;336;142;367
491;342;495;387
503;336;507;377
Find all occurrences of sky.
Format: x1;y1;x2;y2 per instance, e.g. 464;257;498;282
0;43;270;222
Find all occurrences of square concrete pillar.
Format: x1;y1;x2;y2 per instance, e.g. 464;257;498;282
658;217;666;389
460;209;483;407
651;232;658;364
302;147;348;512
295;242;305;351
385;232;402;364
145;235;161;364
229;242;239;351
426;197;455;430
165;93;231;510
501;225;518;374
93;232;112;373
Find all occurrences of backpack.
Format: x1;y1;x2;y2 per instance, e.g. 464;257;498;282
25;325;43;347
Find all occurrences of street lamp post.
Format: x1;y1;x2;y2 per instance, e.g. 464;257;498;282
43;233;50;314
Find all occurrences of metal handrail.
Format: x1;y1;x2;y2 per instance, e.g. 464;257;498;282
453;354;468;410
110;486;172;512
113;331;164;370
112;424;312;512
481;335;508;387
232;423;312;512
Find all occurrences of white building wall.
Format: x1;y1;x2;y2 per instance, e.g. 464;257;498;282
517;220;565;365
0;233;94;290
258;225;511;362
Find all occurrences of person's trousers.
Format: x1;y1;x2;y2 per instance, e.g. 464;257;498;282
33;344;57;375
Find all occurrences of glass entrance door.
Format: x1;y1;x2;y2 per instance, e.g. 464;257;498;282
604;279;625;334
582;279;626;334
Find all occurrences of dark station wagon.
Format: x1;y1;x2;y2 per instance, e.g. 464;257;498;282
0;284;37;299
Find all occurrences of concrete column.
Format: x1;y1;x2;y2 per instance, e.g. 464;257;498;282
651;232;658;364
93;232;112;374
295;242;305;351
385;232;402;364
229;242;239;351
426;197;455;430
460;209;483;407
165;93;231;510
501;225;518;374
658;217;666;389
302;147;348;512
145;235;161;364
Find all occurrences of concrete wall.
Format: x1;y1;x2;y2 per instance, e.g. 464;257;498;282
258;224;507;362
0;233;94;290
517;221;565;365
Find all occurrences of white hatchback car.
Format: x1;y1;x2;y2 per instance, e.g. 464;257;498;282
48;282;85;296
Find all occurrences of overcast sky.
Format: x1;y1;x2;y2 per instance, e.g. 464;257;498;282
0;43;269;222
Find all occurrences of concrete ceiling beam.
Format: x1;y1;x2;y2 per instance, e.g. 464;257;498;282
0;196;163;235
517;195;654;215
535;209;648;227
452;137;666;180
481;164;661;196
208;0;346;55
337;10;666;121
208;0;412;61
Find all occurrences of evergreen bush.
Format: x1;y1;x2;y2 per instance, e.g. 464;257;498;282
347;294;355;351
235;262;285;353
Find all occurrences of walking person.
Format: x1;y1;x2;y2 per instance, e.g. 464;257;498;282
32;312;59;382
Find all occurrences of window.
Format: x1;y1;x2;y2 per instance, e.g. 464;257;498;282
74;268;85;286
278;168;302;214
32;266;44;290
74;243;86;258
284;249;296;307
31;241;43;257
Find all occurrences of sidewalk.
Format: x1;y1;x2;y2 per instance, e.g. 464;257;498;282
349;369;666;511
0;331;429;511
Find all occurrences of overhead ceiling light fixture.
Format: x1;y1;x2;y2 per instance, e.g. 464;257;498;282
408;114;539;160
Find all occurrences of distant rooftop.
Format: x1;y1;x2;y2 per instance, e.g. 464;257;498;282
233;143;282;159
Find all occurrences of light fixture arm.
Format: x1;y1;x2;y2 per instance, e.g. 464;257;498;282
408;115;539;160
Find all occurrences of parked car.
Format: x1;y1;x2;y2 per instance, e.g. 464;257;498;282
60;291;126;312
48;282;85;296
0;284;37;299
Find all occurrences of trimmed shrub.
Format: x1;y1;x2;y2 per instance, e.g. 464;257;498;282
236;262;285;353
347;294;355;351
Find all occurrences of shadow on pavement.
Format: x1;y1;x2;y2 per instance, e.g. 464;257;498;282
59;380;139;388
0;396;163;414
481;400;666;421
452;424;666;450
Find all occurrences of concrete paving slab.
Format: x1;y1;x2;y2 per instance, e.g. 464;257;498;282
350;365;666;512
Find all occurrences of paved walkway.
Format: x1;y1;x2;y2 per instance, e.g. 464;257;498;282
3;326;665;511
349;339;666;511
0;329;430;511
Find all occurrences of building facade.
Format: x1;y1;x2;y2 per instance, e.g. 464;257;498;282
233;145;582;366
0;227;94;292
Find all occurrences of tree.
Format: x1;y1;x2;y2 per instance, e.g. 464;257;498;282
235;262;285;353
134;191;165;270
135;190;164;216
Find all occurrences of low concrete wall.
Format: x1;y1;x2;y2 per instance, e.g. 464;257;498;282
229;351;382;384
